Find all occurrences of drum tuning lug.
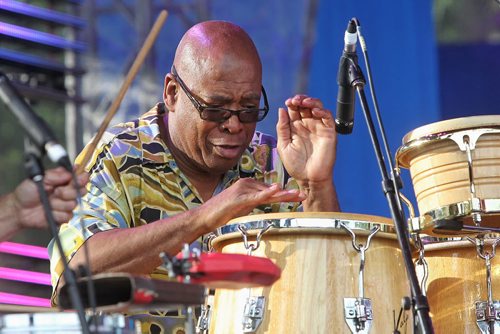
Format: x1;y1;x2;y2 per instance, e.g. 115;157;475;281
475;300;500;333
343;297;373;333
242;296;266;333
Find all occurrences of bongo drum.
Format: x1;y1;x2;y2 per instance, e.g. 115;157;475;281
207;212;411;334
396;115;500;236
419;236;500;333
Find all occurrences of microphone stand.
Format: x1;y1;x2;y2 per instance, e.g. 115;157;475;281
343;59;434;333
23;139;90;334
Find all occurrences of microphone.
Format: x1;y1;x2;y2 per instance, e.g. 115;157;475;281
335;19;359;135
0;72;72;171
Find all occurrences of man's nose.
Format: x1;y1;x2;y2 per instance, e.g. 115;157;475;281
221;113;244;133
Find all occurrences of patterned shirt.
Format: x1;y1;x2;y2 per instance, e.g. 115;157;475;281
48;104;300;331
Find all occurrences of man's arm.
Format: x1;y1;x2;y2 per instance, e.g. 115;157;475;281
67;179;304;274
276;95;340;212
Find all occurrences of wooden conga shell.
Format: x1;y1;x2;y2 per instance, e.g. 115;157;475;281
396;116;500;232
423;238;499;333
209;213;411;334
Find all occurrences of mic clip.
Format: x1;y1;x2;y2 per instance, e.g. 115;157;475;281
342;54;366;90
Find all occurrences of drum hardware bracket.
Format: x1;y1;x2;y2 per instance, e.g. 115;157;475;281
238;222;272;256
475;301;500;334
413;234;429;296
344;297;373;334
341;223;380;333
159;244;202;282
238;223;271;333
203;232;216;253
242;296;266;333
196;304;211;334
467;236;500;333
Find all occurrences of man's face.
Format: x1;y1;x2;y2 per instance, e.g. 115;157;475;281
167;58;261;176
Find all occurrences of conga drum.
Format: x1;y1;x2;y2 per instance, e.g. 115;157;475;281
420;236;500;333
208;213;411;333
396;115;500;236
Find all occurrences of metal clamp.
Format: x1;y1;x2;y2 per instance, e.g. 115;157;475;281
340;223;380;333
242;296;266;333
237;223;272;333
341;223;380;298
238;222;272;256
203;232;216;253
196;304;211;334
467;236;500;333
412;234;429;296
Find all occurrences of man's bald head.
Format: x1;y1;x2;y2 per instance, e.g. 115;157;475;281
173;21;262;80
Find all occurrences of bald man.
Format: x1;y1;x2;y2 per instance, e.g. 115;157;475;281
49;20;339;332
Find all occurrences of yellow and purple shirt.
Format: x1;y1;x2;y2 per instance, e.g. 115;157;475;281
49;104;300;303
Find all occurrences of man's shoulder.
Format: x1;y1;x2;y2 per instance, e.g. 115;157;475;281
76;104;167;169
102;105;161;146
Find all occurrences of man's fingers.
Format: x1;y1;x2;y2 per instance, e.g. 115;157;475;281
276;108;292;148
44;168;73;186
51;211;74;225
48;197;78;212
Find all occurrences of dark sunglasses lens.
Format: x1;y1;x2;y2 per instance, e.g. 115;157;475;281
202;109;230;122
238;110;260;123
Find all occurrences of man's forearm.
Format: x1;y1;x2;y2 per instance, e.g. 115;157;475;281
0;194;21;241
68;206;210;277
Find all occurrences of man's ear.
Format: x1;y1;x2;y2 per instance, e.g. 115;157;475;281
163;74;177;111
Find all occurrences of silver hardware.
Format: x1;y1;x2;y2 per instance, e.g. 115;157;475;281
408;199;500;236
196;293;214;334
196;304;211;334
344;298;373;334
237;223;271;333
475;301;500;334
215;215;396;237
238;222;272;256
341;223;379;333
242;296;266;333
412;234;429;296
467;236;500;333
203;232;216;253
463;136;482;225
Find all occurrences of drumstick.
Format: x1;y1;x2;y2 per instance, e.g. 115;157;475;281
75;10;168;174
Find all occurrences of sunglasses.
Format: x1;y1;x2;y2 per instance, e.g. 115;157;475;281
171;66;269;123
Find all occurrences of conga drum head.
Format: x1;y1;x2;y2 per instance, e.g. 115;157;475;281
396;115;500;236
208;212;411;334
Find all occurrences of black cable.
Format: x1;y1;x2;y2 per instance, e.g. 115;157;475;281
354;19;405;213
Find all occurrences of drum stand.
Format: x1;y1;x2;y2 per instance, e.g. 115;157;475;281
467;237;500;333
343;21;434;333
